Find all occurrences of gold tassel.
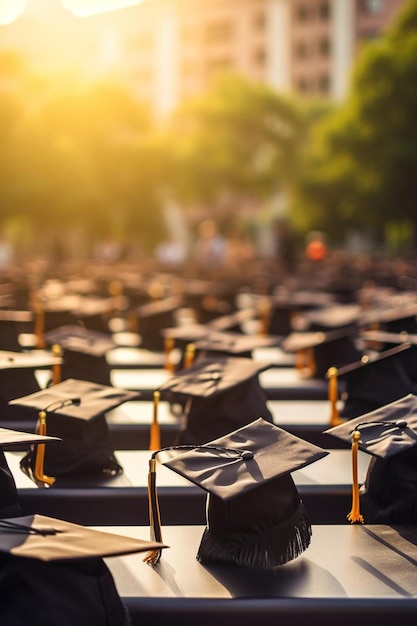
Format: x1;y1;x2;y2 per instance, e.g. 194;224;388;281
164;337;176;373
258;297;270;337
184;343;196;369
34;301;45;350
34;410;55;487
347;429;364;524
143;457;163;566
327;366;341;426
51;344;62;384
149;390;161;451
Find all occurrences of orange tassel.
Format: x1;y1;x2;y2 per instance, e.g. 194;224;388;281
184;343;196;369
34;410;55;487
143;457;163;566
149;390;161;451
51;344;62;385
327;366;341;426
347;429;364;524
164;337;176;373
34;302;45;350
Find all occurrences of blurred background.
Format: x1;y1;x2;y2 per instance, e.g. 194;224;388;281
0;0;416;275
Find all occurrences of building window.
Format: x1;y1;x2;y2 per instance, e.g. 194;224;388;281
361;0;384;14
318;2;331;20
296;4;311;22
254;47;266;66
295;41;309;59
254;11;266;30
318;74;330;93
318;37;331;57
204;21;233;44
296;77;310;93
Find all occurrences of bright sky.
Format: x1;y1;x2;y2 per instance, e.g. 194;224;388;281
0;0;143;24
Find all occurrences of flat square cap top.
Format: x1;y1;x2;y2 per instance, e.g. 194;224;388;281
9;378;140;421
162;417;329;501
0;350;62;371
330;343;412;378
0;514;166;562
324;393;417;459
192;330;282;355
158;356;272;398
0;427;60;447
44;325;116;356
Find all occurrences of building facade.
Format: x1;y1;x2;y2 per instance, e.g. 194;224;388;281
0;0;409;115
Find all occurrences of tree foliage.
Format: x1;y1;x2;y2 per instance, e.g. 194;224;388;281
296;0;417;251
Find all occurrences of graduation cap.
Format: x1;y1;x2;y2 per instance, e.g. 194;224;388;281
44;325;115;386
362;298;417;334
299;303;362;332
0;350;63;421
359;329;417;382
326;343;417;425
144;417;328;568
130;296;182;352
0;513;166;626
256;290;335;336
281;327;361;380
0;310;33;352
324;394;417;524
0;428;60;519
157;356;274;445
192;330;283;360
10;378;140;485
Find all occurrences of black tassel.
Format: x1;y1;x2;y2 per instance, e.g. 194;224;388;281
197;501;312;568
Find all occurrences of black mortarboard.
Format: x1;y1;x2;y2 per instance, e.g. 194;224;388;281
0;429;60;519
359;329;417;382
192;330;283;360
281;328;361;380
0;310;33;352
131;296;182;351
10;378;140;484
362;298;417;333
144;417;328;568
0;513;166;626
157;356;274;445
207;307;257;333
44;325;115;386
257;290;335;336
324;394;417;524
70;296;119;334
0;350;62;421
299;303;362;332
326;343;417;423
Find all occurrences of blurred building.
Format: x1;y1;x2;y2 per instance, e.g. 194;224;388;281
0;0;408;115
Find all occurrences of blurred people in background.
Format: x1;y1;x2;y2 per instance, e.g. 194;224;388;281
193;219;227;272
0;232;13;271
305;230;328;263
273;218;297;273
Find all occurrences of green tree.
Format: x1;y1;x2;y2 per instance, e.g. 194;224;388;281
296;0;417;252
164;73;308;226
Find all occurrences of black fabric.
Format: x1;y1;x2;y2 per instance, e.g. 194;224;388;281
174;378;273;445
60;350;112;386
0;554;130;626
20;413;122;480
198;479;311;568
0;451;20;519
0;368;42;422
360;446;417;524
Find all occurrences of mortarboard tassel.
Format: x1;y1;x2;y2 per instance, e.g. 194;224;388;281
143;457;163;566
52;344;62;384
164;337;176;373
327;366;341;427
34;301;45;350
149;390;161;451
34;410;56;488
347;428;364;524
184;343;196;368
258;297;270;337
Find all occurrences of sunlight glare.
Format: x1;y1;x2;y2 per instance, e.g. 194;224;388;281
61;0;144;17
0;0;27;25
